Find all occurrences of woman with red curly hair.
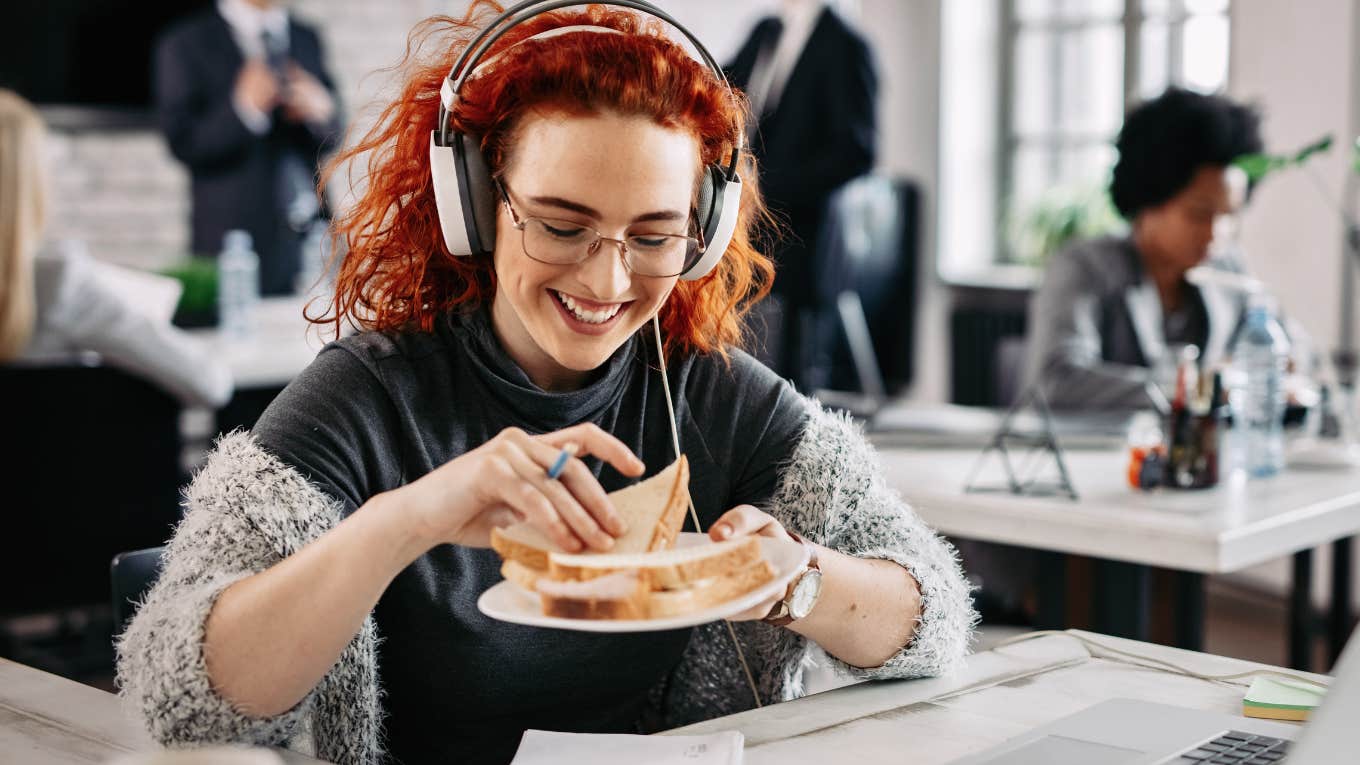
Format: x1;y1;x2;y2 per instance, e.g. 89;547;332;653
117;3;973;763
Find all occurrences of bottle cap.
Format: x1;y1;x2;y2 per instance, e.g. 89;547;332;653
223;229;254;252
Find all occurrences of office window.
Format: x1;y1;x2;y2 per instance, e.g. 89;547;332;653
998;0;1231;265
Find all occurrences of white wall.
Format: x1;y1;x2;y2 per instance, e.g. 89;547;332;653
1228;0;1360;610
1233;0;1355;367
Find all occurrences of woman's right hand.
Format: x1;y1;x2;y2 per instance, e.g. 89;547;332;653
394;423;646;553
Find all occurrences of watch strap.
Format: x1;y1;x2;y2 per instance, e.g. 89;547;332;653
764;531;820;626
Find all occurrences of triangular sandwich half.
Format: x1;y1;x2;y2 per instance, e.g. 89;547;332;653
491;455;690;577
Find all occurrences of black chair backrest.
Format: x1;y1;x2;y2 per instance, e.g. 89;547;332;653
0;364;184;613
824;175;920;393
111;547;165;633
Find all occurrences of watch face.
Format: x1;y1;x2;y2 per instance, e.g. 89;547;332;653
789;569;823;619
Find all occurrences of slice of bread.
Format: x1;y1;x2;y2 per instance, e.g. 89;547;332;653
532;552;776;621
499;559;542;592
646;558;777;619
536;570;648;620
547;535;764;590
490;455;690;571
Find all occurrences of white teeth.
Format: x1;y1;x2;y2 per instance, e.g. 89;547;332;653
556;291;622;324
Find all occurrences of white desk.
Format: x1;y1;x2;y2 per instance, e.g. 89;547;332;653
668;630;1322;764
187;297;326;390
877;447;1360;574
875;444;1360;666
3;632;1321;765
0;658;324;765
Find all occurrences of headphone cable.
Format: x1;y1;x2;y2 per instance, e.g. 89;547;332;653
652;314;765;709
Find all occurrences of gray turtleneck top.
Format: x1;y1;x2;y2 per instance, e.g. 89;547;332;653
252;307;808;765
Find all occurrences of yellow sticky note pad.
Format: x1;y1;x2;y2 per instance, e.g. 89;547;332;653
1242;677;1326;722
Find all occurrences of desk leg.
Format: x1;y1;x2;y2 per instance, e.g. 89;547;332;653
1332;537;1355;665
1094;560;1150;641
1175;571;1205;651
1290;549;1314;671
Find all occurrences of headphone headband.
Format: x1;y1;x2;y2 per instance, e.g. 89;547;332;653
437;0;743;167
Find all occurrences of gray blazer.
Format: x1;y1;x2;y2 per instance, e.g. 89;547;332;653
1022;235;1245;411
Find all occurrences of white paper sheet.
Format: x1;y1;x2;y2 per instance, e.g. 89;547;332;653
510;729;744;765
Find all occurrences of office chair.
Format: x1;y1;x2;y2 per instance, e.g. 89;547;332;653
825;175;921;396
111;547;166;635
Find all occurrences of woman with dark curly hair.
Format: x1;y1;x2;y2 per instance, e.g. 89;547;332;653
1024;86;1265;410
114;3;974;763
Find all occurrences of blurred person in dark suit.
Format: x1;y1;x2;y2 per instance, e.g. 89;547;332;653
726;0;877;391
155;0;342;296
0;90;232;408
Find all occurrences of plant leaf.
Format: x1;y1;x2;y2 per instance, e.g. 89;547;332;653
1234;153;1276;183
1291;134;1333;164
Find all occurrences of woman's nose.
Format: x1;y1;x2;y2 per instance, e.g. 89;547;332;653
577;238;632;299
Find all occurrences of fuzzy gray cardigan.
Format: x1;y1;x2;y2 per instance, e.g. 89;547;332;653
116;403;976;764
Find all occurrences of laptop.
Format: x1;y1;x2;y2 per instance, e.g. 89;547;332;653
954;631;1358;764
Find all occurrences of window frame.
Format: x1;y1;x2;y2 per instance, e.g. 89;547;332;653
992;0;1232;265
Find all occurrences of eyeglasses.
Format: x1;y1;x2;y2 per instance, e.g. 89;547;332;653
498;183;705;278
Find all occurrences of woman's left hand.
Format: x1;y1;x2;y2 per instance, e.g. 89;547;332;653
709;505;799;622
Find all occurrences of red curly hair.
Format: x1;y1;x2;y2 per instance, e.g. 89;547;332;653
314;1;776;358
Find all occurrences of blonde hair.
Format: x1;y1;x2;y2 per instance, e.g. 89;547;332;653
0;90;46;361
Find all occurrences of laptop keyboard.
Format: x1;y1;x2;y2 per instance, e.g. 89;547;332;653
1171;731;1292;764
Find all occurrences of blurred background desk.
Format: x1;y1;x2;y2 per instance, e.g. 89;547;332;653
185;296;324;435
873;441;1360;670
669;630;1320;764
185;296;324;390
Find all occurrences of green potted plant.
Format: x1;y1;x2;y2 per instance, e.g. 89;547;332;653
159;256;219;328
1006;183;1124;266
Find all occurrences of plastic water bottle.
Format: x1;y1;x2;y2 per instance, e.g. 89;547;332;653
218;229;259;340
295;220;332;301
1227;297;1290;478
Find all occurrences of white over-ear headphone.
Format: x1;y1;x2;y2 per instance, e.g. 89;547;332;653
428;0;744;281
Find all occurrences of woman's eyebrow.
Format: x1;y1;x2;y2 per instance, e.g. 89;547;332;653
525;194;687;224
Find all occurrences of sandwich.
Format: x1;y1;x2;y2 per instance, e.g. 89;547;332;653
490;456;776;620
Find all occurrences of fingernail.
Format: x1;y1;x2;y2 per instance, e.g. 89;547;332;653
714;523;731;540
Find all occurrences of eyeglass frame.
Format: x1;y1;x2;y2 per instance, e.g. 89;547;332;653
495;180;706;278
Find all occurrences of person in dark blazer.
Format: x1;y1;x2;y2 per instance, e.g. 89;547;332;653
726;0;877;391
1023;87;1268;411
155;0;342;296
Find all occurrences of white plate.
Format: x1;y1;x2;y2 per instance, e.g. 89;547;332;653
477;532;810;632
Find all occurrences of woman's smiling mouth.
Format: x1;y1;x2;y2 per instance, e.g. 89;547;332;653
550;289;631;332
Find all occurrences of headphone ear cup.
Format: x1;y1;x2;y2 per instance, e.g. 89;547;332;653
455;132;499;255
680;164;741;281
429;130;498;256
694;163;720;242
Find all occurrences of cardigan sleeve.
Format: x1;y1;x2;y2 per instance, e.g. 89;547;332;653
114;432;384;765
776;404;978;682
658;400;976;727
